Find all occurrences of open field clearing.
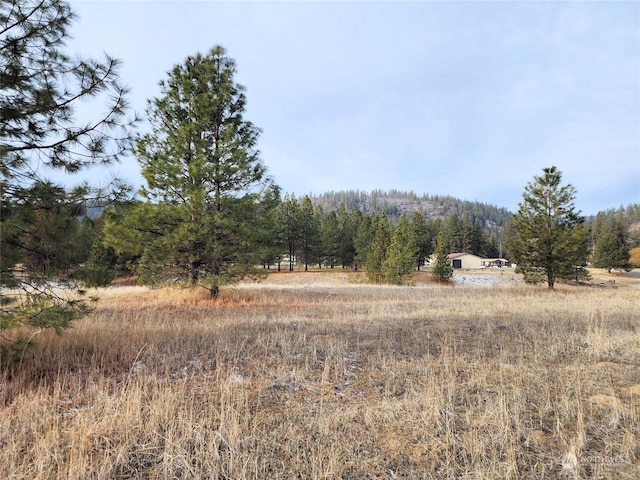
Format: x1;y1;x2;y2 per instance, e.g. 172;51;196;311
1;271;639;479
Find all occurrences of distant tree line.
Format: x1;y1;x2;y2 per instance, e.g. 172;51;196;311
89;190;640;287
93;193;505;286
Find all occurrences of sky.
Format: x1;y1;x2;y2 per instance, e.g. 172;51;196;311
65;0;640;215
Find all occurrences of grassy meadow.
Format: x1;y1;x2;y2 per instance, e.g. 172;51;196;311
1;270;639;479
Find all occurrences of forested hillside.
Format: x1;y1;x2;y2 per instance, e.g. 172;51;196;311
309;189;512;227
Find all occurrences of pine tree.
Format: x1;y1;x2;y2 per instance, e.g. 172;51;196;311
336;203;358;268
354;214;374;271
298;196;320;271
382;214;418;285
313;204;325;268
344;207;364;269
468;218;488;256
366;214;390;283
255;186;283;269
79;234;118;288
592;218;631;272
442;214;463;253
321;210;341;268
1;0;136;359
277;194;300;272
411;212;432;270
431;232;453;282
116;47;273;297
511;166;586;288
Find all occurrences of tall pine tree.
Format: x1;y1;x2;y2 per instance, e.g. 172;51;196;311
592;217;631;272
431;231;453;282
366;214;390;284
298;196;320;271
511;166;586;288
354;214;375;271
321;210;341;268
277;194;300;272
382;214;417;285
410;212;432;271
114;47;274;297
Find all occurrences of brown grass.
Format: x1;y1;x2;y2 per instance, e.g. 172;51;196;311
1;271;639;479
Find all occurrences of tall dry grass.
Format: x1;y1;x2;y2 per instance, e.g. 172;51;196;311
1;272;639;479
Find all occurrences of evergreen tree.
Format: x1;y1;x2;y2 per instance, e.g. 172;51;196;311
366;214;390;283
255;186;283;269
511;166;586;288
590;212;609;247
336;203;357;268
277;194;300;271
1;0;136;359
354;214;375;271
79;237;118;288
344;207;364;269
118;47;273;297
443;214;463;253
321;210;341;268
298;196;320;271
592;218;631;272
8;182;85;277
570;223;591;282
411;212;432;270
313;204;325;268
468;218;488;256
382;214;417;285
502;219;518;261
431;232;453;282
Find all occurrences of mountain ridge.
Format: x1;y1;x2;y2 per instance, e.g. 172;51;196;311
307;189;513;228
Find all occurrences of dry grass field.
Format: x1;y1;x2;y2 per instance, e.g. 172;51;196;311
1;270;639;479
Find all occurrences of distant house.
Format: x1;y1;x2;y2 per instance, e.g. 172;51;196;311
481;258;510;268
427;253;513;269
447;252;484;269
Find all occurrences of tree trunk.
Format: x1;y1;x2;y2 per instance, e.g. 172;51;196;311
210;270;220;298
547;272;555;289
189;262;199;287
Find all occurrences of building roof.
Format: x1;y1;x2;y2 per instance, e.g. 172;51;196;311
447;252;483;259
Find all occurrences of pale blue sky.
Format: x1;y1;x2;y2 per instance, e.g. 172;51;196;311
67;0;639;214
